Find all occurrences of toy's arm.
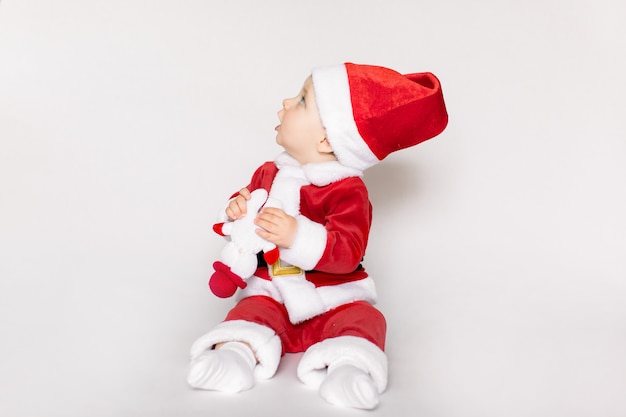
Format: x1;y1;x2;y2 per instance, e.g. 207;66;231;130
212;222;231;236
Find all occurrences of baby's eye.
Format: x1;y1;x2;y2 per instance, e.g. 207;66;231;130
299;96;306;105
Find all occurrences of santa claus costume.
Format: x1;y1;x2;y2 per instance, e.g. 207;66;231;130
188;63;448;410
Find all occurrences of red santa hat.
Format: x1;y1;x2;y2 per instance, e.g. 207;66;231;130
311;63;448;171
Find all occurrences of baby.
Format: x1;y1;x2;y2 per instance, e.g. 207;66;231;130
188;63;448;410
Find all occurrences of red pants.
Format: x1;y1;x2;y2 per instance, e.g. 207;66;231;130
225;295;386;354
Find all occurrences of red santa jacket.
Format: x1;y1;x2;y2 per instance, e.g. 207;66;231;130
230;153;378;323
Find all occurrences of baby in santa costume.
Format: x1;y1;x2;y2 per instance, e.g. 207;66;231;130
188;63;448;410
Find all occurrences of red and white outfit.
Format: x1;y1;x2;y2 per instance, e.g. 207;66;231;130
191;152;389;390
190;62;448;398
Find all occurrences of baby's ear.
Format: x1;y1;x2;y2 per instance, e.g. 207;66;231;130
318;137;333;154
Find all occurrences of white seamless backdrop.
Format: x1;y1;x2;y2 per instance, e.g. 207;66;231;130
1;1;625;416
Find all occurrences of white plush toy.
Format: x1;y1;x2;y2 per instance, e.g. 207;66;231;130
209;188;280;298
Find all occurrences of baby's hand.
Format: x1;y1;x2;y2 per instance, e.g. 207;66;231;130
254;207;297;248
225;188;252;220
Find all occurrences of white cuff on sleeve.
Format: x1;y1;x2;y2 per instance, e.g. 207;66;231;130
279;215;327;270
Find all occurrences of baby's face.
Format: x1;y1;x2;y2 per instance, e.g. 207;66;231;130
275;76;332;165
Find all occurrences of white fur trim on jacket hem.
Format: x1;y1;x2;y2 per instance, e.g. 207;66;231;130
238;275;378;324
189;320;282;380
297;336;388;393
272;274;326;324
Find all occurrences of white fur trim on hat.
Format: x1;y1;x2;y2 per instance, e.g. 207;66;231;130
189;320;282;380
297;336;388;393
311;65;380;171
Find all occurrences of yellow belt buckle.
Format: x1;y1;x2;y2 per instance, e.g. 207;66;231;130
271;259;303;277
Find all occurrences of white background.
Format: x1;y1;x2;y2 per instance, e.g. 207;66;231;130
1;1;625;416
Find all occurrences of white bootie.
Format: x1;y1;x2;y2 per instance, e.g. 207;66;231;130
187;342;256;393
189;320;282;381
319;362;380;410
297;336;388;410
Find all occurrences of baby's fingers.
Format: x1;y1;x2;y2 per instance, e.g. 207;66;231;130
238;188;252;200
226;188;252;220
226;197;246;220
